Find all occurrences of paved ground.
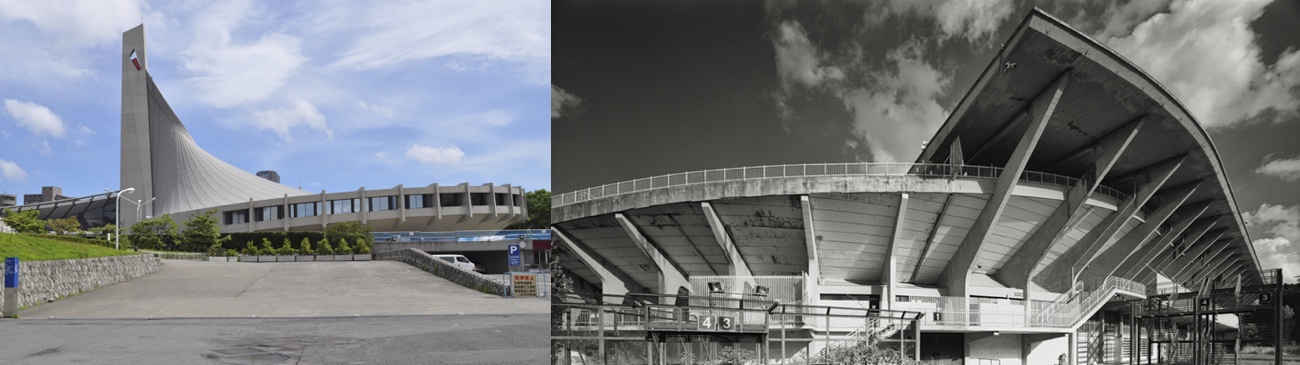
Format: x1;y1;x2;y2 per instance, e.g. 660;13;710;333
4;260;550;364
0;314;548;364
21;260;547;318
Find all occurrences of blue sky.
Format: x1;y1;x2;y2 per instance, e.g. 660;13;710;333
0;0;550;202
553;0;1300;280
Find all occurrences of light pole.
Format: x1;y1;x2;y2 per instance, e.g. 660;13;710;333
110;188;134;250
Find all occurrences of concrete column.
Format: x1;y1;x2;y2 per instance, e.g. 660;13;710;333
946;73;1069;297
282;194;289;231
463;183;472;218
319;190;327;229
701;202;753;279
1077;183;1202;287
487;182;496;217
359;187;368;224
615;213;689;302
883;193;909;310
431;183;441;220
553;227;644;296
800;196;820;305
397;184;406;222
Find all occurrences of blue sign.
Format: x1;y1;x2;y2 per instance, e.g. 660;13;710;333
507;244;522;266
4;257;17;288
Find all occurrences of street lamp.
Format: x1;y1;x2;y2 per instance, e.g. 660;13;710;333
109;188;135;250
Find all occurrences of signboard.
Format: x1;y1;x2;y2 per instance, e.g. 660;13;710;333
3;257;17;288
507;244;522;266
697;315;715;330
718;316;735;331
511;273;537;297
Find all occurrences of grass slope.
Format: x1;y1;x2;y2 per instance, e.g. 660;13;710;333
0;233;137;261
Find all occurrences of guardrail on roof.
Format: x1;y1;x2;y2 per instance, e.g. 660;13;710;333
554;162;1131;208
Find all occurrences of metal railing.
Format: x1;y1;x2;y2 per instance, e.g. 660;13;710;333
554;162;1133;208
893;276;1144;329
688;275;805;304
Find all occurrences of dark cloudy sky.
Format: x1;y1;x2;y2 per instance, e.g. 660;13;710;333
552;0;1300;278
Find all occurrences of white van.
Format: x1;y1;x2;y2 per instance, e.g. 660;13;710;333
433;254;482;273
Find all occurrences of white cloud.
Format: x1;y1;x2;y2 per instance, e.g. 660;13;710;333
1096;0;1173;39
251;97;331;142
0;0;158;48
406;144;464;166
3;99;65;137
1245;204;1300;282
374;151;393;163
322;1;549;76
860;0;1014;43
0;159;27;181
78;125;95;135
180;1;305;107
357;101;395;118
1257;156;1300;182
772;21;844;89
1252;237;1300;284
932;0;1015;43
1100;0;1300;127
842;41;951;163
34;140;52;157
551;85;582;119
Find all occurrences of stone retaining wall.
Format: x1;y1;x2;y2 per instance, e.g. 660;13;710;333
375;249;505;295
1;254;162;310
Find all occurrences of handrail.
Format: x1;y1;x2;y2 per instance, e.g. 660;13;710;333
553;162;1134;208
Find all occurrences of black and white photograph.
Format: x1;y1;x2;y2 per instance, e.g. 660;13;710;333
551;1;1300;364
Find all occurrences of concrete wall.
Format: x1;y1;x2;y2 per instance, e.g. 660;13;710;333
1;254;162;311
1023;333;1068;365
966;332;1023;365
375;248;506;296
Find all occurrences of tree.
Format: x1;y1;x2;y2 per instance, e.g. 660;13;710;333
812;332;921;365
278;238;297;255
90;223;116;240
182;210;229;252
260;238;276;255
49;217;81;235
355;238;369;254
242;241;258;255
317;237;334;255
128;214;178;250
325;221;372;246
300;239;314;255
336;239;353;255
506;189;550;229
2;209;44;234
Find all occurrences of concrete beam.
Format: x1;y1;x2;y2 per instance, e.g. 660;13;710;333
1164;221;1227;280
1166;231;1229;284
1132;215;1220;283
1112;201;1213;279
1033;156;1186;292
1076;183;1201;288
911;194;953;284
552;227;646;296
883;193;909;309
945;73;1068;297
1185;241;1240;285
998;119;1143;289
1197;251;1242;288
615;213;690;299
701;202;754;278
800;196;820;304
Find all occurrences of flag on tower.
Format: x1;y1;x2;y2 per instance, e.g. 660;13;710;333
129;50;141;71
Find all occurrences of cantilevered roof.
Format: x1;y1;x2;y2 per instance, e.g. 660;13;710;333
918;8;1260;279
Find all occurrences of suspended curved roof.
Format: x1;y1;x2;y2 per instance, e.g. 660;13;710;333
918;8;1260;279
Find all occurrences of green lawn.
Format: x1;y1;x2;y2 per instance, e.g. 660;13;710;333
0;233;139;261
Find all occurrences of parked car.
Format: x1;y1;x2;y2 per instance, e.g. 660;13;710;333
433;254;482;273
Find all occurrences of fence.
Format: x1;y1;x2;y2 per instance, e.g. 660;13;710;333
688;275;805;304
553;162;1133;209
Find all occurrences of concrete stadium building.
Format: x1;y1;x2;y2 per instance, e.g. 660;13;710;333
3;25;527;234
552;9;1277;365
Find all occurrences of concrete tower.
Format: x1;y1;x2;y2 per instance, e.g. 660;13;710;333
119;24;308;227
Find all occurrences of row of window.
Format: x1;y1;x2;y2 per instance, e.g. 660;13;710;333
223;193;522;225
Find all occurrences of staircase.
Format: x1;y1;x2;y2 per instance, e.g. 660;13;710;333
1037;276;1147;329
